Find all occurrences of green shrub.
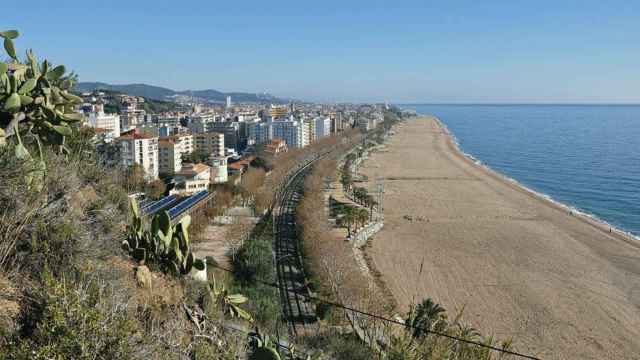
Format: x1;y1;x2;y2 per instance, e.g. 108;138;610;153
4;272;139;360
233;238;274;284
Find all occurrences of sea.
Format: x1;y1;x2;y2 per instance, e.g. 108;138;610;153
403;104;640;239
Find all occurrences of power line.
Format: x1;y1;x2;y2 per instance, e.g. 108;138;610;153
210;263;541;360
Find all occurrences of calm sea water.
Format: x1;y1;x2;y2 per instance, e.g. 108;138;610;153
404;104;640;238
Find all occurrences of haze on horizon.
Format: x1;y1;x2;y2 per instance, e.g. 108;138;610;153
4;0;639;104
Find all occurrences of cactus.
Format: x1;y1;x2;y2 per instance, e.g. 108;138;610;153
1;30;84;192
205;273;253;322
122;198;205;277
249;331;281;360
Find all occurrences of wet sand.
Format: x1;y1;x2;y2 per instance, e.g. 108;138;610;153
359;117;640;359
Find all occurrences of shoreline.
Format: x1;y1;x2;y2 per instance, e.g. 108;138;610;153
358;116;640;358
432;116;640;250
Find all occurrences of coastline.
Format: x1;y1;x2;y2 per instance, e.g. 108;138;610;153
433;117;640;249
358;116;640;359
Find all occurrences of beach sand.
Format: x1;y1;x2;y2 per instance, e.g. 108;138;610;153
359;117;640;359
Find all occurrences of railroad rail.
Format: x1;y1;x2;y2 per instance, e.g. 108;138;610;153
272;153;331;336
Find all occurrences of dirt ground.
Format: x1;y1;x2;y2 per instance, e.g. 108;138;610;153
359;117;640;359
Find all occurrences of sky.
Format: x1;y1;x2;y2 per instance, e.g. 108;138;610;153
3;0;640;103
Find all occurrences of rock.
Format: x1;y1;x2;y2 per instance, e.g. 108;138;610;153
190;260;208;283
135;265;152;290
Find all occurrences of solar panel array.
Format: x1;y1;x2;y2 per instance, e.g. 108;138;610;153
167;191;209;219
140;195;179;216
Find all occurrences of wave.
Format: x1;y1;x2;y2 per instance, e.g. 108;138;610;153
430;115;640;242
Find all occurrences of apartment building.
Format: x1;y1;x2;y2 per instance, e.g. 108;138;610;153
116;129;159;180
271;119;308;149
269;105;288;119
193;132;225;158
187;114;215;134
304;119;316;144
158;133;194;176
314;117;331;140
86;107;121;141
208;122;241;151
247;120;272;145
158;139;182;176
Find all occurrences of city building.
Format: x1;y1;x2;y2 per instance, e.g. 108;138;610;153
86;105;121;141
173;163;211;194
304;119;316;144
247;120;272;145
315;117;331;139
209;156;228;184
208;121;241;151
271;119;308;149
226;96;232;109
158;138;182;176
263;139;288;157
193;132;225;158
330;112;344;133
187;114;215;134
169;133;194;155
269;105;288;119
116;129;159;180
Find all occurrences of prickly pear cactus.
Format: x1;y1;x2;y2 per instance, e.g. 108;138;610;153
1;30;84;155
123;198;205;278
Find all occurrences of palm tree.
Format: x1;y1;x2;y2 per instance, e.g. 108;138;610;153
339;207;355;237
356;208;369;228
405;298;447;339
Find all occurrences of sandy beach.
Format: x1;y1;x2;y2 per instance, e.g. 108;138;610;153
359;117;640;359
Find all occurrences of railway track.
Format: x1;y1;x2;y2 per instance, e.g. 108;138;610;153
273;158;323;336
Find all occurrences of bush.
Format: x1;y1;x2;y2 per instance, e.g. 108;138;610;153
304;332;374;360
4;272;140;360
233;238;274;284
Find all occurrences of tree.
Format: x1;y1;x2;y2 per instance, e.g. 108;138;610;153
339;207;355;237
353;187;368;205
355;208;369;228
340;169;353;192
123;164;145;193
182;150;209;164
405;298;447;338
250;156;272;171
365;194;377;221
145;179;166;200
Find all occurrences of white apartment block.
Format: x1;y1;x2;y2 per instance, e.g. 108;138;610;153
271;119;308;149
116;130;159;180
193;132;225;158
172;133;194;154
87;110;120;141
315;117;331;140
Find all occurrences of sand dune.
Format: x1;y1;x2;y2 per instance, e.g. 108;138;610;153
359;117;640;359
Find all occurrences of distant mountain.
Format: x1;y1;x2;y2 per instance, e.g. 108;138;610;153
76;82;285;104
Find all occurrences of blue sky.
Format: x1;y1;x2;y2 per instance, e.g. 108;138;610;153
3;0;639;103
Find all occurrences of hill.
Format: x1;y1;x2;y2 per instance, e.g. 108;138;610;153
76;82;286;104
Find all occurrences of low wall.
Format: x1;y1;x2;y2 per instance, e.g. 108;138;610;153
351;221;384;248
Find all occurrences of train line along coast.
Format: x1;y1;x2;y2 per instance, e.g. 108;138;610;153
358;116;640;359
